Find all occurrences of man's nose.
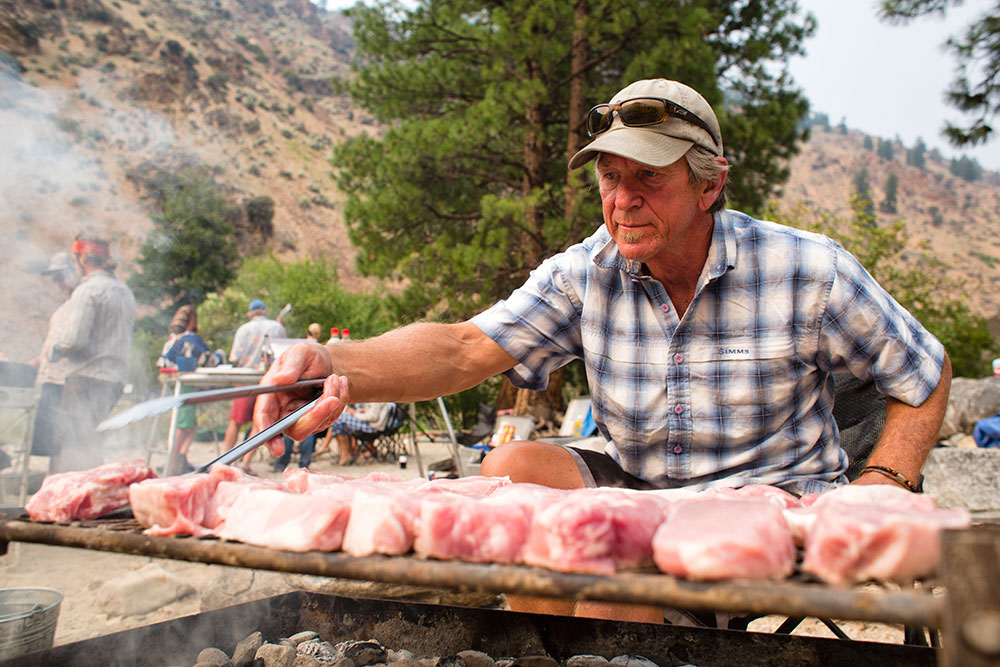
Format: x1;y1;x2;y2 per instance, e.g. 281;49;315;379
615;177;642;209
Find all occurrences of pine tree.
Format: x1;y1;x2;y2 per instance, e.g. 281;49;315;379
880;173;899;214
334;0;815;321
906;137;927;169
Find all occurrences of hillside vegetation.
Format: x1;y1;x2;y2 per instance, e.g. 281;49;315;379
1;0;998;366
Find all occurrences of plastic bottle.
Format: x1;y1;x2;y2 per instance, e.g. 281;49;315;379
259;334;274;370
341;328;351;341
330;327;340;343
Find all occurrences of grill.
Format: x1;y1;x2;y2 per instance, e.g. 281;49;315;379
1;514;997;666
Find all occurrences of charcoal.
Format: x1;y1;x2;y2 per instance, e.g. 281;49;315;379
234;632;265;667
336;639;387;666
298;638;338;659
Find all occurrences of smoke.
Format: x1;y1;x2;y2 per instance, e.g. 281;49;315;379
0;63;182;360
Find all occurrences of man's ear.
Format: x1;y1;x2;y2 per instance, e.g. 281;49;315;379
698;157;729;211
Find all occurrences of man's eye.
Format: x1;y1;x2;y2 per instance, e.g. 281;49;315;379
643;170;659;178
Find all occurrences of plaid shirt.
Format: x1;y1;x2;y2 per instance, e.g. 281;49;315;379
51;271;136;386
471;210;945;494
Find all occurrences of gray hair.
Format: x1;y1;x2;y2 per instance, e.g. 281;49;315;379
684;145;729;213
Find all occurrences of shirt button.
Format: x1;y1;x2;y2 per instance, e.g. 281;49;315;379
673;353;684;364
673;445;683;454
673;404;684;415
660;303;670;312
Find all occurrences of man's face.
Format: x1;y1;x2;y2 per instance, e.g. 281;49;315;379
596;154;712;265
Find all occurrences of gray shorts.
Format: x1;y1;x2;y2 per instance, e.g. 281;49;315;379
564;446;657;490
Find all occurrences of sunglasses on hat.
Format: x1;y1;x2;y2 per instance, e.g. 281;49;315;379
586;97;720;153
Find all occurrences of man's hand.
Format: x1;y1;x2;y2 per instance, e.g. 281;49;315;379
253;342;348;445
850;471;902;488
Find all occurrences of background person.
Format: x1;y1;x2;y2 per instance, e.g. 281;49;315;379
29;252;80;463
256;79;951;620
49;234;136;473
223;299;286;473
158;304;211;474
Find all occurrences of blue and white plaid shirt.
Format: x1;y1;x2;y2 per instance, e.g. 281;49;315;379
471;210;945;494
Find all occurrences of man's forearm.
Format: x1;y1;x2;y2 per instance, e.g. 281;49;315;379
862;352;953;484
328;321;518;403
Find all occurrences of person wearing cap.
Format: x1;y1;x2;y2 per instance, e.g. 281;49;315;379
28;253;82;463
223;299;287;472
49;234;136;473
306;323;322;342
254;79;950;615
158;305;212;474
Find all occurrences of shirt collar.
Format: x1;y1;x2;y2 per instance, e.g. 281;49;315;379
591;211;737;280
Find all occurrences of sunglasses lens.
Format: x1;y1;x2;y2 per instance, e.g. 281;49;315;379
587;106;613;136
619;99;667;127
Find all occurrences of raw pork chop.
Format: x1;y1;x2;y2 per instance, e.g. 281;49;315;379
522;488;667;575
787;484;943;545
801;500;970;584
203;477;283;529
26;459;157;523
703;484;803;509
341;484;424;557
652;497;796;581
415;483;565;564
129;474;216;537
214;487;351;552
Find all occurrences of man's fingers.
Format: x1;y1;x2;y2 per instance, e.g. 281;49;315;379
265;342;332;385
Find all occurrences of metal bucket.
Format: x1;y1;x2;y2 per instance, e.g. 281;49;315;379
0;588;63;661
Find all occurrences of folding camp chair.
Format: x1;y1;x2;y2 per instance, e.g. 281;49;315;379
354;403;409;463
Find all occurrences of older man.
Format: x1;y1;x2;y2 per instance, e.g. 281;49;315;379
49;235;136;473
255;79;951;616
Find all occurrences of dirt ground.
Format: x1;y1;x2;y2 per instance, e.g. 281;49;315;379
0;434;905;653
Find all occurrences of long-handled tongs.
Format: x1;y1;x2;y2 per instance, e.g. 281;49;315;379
189;395;322;474
97;379;327;432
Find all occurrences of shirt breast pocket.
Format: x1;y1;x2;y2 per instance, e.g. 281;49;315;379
685;338;800;441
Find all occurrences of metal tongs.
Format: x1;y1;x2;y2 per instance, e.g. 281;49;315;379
97;379;327;432
188;395;322;474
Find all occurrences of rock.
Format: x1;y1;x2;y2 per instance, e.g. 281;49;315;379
233;631;265;667
256;642;297;667
197;647;234;666
610;656;658;667
288;631;320;646
292;656;323;667
566;657;610;667
923;447;1000;510
297;638;337;660
456;650;495;667
939;376;1000;439
496;658;556;667
96;562;195;616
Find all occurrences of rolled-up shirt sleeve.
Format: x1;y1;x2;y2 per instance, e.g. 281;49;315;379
471;255;585;390
817;245;945;406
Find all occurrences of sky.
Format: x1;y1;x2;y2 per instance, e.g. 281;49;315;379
317;0;1000;171
788;0;1000;171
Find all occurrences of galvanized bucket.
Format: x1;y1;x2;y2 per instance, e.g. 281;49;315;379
0;588;63;661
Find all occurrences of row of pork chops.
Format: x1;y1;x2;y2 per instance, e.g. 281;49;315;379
25;460;970;585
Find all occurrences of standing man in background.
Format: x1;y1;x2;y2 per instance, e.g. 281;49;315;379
29;252;80;464
50;234;136;473
224;299;286;473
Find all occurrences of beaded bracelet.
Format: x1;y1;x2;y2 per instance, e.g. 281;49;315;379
859;465;918;492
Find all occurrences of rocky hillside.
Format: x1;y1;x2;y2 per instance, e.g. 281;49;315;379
779;126;1000;323
1;0;998;363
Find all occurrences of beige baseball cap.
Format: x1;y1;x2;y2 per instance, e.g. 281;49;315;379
569;79;723;170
